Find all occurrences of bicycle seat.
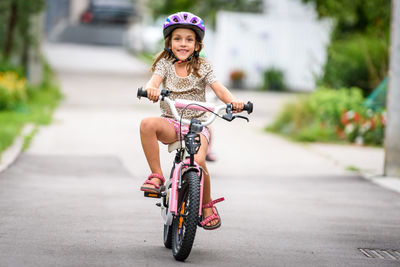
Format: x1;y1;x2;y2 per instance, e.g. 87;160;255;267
168;141;185;153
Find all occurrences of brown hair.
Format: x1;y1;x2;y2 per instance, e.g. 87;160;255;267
151;33;205;78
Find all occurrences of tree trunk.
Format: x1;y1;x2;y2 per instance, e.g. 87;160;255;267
21;37;29;73
384;0;400;177
3;2;17;60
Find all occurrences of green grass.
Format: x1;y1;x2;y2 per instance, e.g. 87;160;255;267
346;165;361;172
0;82;62;157
22;125;38;151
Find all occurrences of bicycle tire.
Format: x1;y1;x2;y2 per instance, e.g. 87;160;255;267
171;170;200;261
163;224;173;248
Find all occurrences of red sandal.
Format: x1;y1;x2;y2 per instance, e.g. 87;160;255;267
200;197;224;230
140;173;165;193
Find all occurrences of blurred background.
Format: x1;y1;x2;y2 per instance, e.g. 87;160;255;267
1;0;390;91
0;0;392;153
44;0;331;91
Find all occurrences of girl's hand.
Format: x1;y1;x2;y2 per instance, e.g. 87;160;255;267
209;82;245;112
146;87;160;103
232;99;245;113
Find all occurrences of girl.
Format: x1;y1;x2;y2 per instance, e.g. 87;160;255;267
139;11;244;230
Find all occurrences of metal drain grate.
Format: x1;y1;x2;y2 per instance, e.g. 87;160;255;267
359;248;400;260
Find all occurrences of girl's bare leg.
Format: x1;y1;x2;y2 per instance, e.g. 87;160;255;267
141;120;218;226
194;134;219;227
206;125;217;161
140;117;177;187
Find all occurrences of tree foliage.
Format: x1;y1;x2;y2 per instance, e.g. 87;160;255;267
302;0;391;94
302;0;391;38
0;0;45;65
149;0;263;27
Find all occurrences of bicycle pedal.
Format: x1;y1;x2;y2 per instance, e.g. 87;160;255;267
144;191;162;198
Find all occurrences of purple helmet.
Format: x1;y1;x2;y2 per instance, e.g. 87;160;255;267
163;12;205;40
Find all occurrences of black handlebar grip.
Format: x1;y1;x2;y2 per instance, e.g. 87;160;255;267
137;87;148;99
243;101;253;114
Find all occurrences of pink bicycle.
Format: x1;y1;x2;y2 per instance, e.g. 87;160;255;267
137;88;253;261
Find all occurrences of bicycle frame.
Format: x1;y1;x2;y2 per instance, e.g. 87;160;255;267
157;96;228;227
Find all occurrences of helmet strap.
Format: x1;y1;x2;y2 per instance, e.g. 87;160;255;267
164;47;199;64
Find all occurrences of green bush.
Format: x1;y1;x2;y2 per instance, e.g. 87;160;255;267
301;0;390;96
0;71;27;110
321;35;389;95
338;108;385;145
0;61;24;75
261;67;287;91
308;87;364;125
267;87;385;145
0;62;62;155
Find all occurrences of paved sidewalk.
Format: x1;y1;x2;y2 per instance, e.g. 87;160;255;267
232;90;400;194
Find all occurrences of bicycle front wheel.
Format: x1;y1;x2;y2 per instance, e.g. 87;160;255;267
171;170;201;261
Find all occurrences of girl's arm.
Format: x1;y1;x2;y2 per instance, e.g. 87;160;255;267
145;74;163;102
210;81;244;111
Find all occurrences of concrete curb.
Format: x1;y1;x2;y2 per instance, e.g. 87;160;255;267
365;175;400;194
304;142;400;194
0;124;35;173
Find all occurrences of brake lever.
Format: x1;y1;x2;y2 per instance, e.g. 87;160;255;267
222;114;249;122
222;113;234;121
233;115;249;122
222;104;250;122
223;104;234;121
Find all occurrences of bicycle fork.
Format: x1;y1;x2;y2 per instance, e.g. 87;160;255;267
161;158;203;226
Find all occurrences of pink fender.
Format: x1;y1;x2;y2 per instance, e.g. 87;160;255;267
169;158;203;216
169;162;182;214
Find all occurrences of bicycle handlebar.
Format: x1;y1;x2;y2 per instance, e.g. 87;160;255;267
137;87;148;98
137;87;253;114
137;87;253;126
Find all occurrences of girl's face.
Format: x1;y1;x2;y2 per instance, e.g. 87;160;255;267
170;28;198;61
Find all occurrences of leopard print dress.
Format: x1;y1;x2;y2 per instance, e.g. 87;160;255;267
153;57;217;122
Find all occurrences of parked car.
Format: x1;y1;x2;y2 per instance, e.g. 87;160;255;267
81;0;135;25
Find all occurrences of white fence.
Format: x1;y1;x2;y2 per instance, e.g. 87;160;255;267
209;0;331;91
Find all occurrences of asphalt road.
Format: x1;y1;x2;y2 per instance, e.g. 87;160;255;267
0;43;399;267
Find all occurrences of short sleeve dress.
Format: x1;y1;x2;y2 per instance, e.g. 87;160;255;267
153;57;217;122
